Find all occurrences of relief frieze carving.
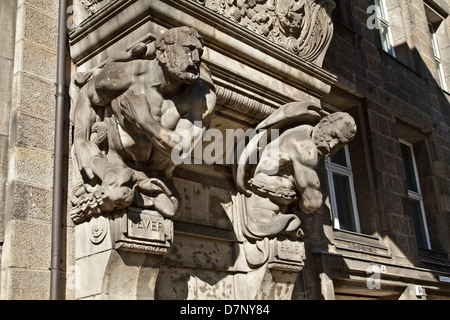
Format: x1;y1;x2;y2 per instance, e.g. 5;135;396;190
195;0;336;64
80;0;108;15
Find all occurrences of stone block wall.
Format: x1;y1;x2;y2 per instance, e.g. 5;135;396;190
312;0;450;299
0;0;18;255
0;0;60;300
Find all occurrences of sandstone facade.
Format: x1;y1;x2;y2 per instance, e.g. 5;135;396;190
0;0;449;300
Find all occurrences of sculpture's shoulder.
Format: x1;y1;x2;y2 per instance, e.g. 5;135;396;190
279;126;318;165
102;58;153;77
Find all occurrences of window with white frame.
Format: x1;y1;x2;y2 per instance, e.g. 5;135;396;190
429;22;448;92
400;141;431;249
325;146;361;233
374;0;396;57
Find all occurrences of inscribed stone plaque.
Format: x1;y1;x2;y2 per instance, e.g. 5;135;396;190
127;208;166;242
275;239;305;262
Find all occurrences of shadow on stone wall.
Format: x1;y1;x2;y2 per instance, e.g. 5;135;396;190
316;16;450;299
156;172;239;299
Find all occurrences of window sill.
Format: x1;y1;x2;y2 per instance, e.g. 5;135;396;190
419;248;450;269
332;229;391;258
418;247;449;260
333;228;380;244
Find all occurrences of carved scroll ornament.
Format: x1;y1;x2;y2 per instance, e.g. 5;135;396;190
196;0;336;64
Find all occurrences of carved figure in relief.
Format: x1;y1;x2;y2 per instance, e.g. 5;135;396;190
197;0;335;64
234;102;356;241
70;27;216;224
275;0;306;37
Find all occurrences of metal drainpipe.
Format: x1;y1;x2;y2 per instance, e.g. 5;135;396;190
50;0;68;300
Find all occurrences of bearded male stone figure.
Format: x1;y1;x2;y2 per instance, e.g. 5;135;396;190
234;103;357;241
70;27;217;223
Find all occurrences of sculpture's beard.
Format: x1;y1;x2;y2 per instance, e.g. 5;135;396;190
165;58;200;84
312;134;331;157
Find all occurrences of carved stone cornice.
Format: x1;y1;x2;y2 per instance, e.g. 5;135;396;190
215;84;277;121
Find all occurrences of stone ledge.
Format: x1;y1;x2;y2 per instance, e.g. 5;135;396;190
174;220;236;243
332;229;391;258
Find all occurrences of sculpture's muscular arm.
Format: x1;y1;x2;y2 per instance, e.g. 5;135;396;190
72;61;137;179
73;89;103;179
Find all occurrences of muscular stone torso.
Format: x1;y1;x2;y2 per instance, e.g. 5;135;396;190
94;59;197;169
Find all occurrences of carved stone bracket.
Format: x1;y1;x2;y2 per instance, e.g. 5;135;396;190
244;237;305;271
244;238;306;299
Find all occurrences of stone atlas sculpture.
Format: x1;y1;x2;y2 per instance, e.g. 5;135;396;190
233;102;356;268
69;1;356;296
70;26;217;225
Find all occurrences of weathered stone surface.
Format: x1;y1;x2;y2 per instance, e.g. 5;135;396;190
163;234;234;271
2;220;51;270
16;112;54;151
19;0;59;17
2;268;50;300
16;4;58;51
14;40;57;81
10;181;52;221
15;72;56;120
156;265;235;300
13;147;53;188
174;178;234;231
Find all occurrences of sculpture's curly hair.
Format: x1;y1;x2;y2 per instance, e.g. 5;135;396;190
316;112;357;141
154;26;204;52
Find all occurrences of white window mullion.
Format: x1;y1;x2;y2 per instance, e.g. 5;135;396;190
326;165;341;230
375;0;396;57
400;140;432;249
347;169;361;233
429;22;448;91
325;146;361;233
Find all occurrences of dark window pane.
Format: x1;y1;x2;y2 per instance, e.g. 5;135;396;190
401;143;418;192
332;0;344;22
330;148;348;167
409;199;428;249
333;173;356;232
